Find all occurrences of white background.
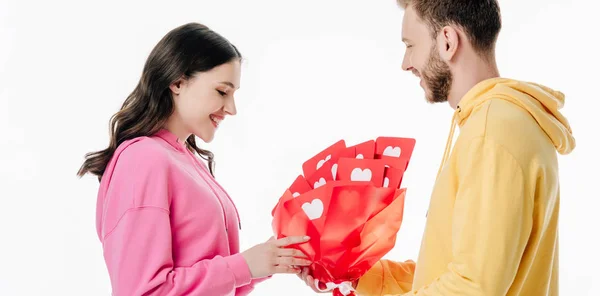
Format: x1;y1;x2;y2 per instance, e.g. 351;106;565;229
1;0;599;295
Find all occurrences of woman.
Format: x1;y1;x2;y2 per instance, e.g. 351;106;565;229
77;22;311;295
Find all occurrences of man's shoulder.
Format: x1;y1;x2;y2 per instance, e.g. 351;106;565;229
462;99;544;141
459;99;556;167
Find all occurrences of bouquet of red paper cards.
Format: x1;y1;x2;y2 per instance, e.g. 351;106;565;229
271;137;415;296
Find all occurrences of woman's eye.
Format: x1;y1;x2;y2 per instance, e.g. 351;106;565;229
217;90;227;96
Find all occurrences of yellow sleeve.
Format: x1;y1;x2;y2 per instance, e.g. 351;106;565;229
355;259;416;296
397;137;533;295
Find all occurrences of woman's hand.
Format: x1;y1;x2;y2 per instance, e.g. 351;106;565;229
242;236;311;278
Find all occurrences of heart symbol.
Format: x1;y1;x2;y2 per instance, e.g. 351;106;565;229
383;146;401;157
316;155;332;169
292;192;300;198
302;199;324;220
356;154;364;159
314;177;326;188
383;177;390;188
350;168;372;181
331;164;338;179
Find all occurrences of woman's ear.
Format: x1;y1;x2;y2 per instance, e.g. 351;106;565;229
169;78;184;95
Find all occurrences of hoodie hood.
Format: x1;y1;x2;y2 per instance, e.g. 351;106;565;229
457;78;575;155
435;78;575;180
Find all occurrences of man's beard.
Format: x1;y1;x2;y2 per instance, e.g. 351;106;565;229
421;45;453;103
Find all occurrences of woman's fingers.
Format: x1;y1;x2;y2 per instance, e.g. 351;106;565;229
274;265;302;274
267;236;312;276
277;247;308;258
275;255;311;266
274;236;310;247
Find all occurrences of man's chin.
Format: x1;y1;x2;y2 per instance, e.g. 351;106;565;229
425;95;447;104
422;85;447;104
424;91;436;104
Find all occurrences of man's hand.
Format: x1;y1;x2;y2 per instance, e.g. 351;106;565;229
296;267;360;292
297;267;327;293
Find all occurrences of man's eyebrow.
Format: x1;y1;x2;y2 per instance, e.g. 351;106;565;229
402;37;412;43
219;81;238;89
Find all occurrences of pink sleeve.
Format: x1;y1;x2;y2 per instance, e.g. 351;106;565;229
102;207;253;296
235;276;272;295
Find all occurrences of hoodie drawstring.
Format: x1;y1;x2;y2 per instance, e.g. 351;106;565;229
436;108;460;181
427;108;459;218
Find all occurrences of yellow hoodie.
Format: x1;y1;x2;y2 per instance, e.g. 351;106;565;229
356;78;575;296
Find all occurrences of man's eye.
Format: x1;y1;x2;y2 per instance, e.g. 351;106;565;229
217;90;227;96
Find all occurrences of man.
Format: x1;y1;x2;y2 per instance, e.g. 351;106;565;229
299;0;575;295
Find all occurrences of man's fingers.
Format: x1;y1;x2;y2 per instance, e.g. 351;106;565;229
274;236;310;247
306;275;314;287
308;275;324;292
316;279;329;290
296;267;309;281
301;267;309;281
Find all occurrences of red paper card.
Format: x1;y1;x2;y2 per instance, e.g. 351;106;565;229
383;166;405;189
378;155;408;171
336;158;386;187
302;140;346;178
348;140;375;160
306;160;336;189
330;147;356;180
271;189;296;218
273;175;315;217
289;175;313;198
284;184;333;231
375;137;416;169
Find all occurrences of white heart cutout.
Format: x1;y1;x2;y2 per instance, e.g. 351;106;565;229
316;154;332;169
314;178;326;188
356;154;364;159
302;199;324;220
383;146;401;157
351;168;372;181
383;177;390;188
292;192;300;198
331;164;338;179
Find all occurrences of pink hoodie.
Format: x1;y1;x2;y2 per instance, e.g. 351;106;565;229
96;129;268;295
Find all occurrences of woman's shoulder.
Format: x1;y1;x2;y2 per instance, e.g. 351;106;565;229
110;136;173;177
97;136;174;238
99;136;175;208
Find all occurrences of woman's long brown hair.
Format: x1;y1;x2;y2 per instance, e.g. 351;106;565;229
77;22;241;180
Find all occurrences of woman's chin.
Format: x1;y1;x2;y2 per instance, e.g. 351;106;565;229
196;132;215;144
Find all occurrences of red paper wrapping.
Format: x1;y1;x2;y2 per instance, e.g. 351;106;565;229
272;137;414;296
272;182;406;295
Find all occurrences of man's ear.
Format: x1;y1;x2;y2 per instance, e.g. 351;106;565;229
438;26;460;62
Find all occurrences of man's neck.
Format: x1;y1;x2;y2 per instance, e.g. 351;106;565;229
448;55;500;109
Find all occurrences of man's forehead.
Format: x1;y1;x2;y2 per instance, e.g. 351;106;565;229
401;8;428;40
401;19;415;42
402;7;421;27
